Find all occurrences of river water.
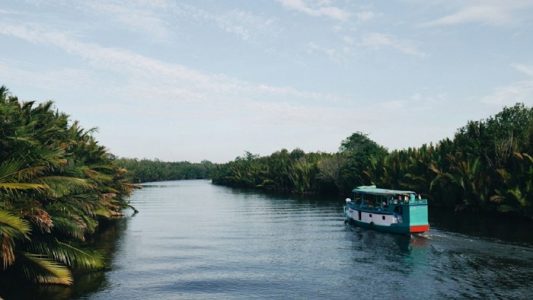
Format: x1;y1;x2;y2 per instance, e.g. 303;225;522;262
6;180;533;299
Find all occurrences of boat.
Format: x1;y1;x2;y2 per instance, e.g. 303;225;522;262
344;185;429;235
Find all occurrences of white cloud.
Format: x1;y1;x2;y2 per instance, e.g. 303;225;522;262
482;63;533;105
170;4;279;42
424;0;533;27
482;81;533;105
355;10;375;22
0;23;341;107
0;22;359;161
511;63;533;77
29;1;278;43
306;42;349;63
277;0;350;21
208;9;277;41
360;33;426;57
82;1;171;39
342;35;355;45
0;8;21;15
0;62;95;92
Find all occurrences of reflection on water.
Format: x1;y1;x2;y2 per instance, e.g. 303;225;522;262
0;218;129;300
2;180;532;299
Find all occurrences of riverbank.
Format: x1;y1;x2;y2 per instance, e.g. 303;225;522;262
213;180;533;228
212;103;533;218
115;159;215;183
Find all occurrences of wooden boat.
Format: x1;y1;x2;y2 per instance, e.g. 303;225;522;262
344;185;429;235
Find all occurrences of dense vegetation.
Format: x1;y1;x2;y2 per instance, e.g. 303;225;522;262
213;103;533;218
0;87;134;285
115;158;215;183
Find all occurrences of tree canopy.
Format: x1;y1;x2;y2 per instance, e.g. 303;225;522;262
115;158;215;183
212;103;533;218
0;86;134;285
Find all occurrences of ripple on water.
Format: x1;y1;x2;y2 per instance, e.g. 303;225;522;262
78;180;533;300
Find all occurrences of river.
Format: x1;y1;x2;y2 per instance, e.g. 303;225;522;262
6;180;533;299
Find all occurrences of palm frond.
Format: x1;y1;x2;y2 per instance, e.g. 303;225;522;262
0;182;47;191
51;216;87;241
0;209;31;236
1;234;16;269
20;252;73;285
0;210;30;268
0;160;46;181
38;176;94;198
27;239;104;270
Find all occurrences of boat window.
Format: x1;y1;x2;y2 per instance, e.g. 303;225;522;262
366;194;379;208
393;205;403;215
382;198;389;208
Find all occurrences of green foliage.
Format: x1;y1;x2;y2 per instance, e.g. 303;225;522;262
20;252;73;285
212;149;336;194
115;158;215;183
337;132;388;194
0;86;133;285
212;103;533;218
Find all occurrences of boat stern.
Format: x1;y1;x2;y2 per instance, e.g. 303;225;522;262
410;224;430;233
407;204;429;233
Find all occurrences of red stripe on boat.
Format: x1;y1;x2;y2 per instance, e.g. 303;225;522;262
410;225;429;233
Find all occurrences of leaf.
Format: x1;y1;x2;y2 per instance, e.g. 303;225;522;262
428;163;440;174
38;176;94;198
0;182;47;191
0;209;31;236
0;160;46;182
489;194;504;203
21;252;73;285
51;216;86;241
28;240;104;270
497;205;516;213
0;209;29;269
495;168;511;182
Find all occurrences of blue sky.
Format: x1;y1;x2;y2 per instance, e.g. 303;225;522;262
1;0;532;162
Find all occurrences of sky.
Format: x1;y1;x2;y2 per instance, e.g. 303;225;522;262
1;0;533;162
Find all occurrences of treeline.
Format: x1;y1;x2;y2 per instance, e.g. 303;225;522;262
0;87;134;286
212;103;533;218
115;158;215;183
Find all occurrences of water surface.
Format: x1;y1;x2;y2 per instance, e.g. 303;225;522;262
83;180;533;299
7;180;533;299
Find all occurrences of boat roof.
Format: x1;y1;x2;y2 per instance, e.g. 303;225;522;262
352;185;415;196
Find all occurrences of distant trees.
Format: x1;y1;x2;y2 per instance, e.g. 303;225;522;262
0;87;134;285
212;149;331;194
115;158;215;183
212;103;533;218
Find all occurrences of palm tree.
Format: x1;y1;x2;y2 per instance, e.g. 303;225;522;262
0;86;133;285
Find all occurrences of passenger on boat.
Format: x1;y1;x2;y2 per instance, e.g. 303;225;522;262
393;205;403;223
